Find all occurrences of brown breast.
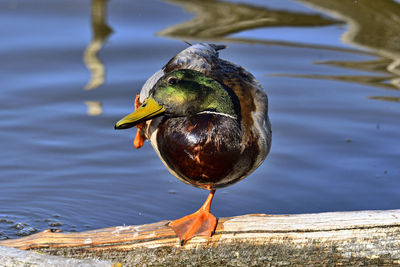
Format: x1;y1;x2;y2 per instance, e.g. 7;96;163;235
156;113;243;189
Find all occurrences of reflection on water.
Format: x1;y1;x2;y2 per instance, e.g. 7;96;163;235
82;0;111;117
84;101;103;116
269;73;395;91
83;0;113;90
159;0;370;59
158;0;338;38
157;0;400;103
369;96;400;103
84;0;400;101
296;0;400;101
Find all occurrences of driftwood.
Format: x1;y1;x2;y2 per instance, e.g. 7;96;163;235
1;210;400;265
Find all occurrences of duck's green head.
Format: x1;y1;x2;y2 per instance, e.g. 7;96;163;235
115;69;240;129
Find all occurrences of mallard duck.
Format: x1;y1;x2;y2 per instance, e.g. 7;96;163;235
115;43;271;245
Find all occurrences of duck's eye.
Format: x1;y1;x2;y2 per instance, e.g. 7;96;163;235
167;77;178;85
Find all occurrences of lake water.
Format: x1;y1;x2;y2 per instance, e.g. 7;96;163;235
1;0;399;239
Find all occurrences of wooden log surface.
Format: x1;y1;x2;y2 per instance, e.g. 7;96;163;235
1;210;400;265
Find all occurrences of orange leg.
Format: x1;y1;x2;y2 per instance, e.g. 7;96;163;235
133;94;146;149
169;190;218;245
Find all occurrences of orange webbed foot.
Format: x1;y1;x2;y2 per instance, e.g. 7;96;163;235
169;209;217;245
168;190;217;245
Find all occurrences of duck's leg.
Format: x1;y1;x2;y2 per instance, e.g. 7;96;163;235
169;190;217;245
133;94;146;149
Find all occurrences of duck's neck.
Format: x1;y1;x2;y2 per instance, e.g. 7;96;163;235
195;79;240;119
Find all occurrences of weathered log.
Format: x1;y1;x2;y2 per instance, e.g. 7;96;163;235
1;210;400;265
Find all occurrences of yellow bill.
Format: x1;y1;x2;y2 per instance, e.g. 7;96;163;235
114;96;165;130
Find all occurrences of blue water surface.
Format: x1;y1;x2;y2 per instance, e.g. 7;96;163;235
0;0;399;239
